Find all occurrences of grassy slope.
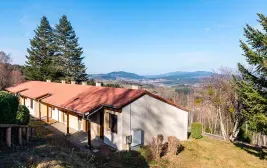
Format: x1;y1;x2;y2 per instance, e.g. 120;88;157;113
0;120;96;168
150;137;267;168
1;120;266;168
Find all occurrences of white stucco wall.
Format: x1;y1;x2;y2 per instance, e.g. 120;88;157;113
104;110;123;150
58;110;63;122
121;94;188;150
51;107;59;121
25;98;34;116
69;114;79;130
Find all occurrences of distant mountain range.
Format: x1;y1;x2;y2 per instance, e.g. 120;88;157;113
88;71;212;84
88;71;145;80
145;71;212;79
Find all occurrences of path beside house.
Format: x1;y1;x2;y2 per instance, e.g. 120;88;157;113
43;120;113;157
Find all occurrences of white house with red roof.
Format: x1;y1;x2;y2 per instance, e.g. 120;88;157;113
5;80;188;150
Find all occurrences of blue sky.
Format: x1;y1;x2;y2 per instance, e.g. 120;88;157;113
0;0;266;75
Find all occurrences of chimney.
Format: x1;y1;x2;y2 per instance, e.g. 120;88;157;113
95;82;102;87
132;85;142;90
46;79;51;83
81;81;87;86
71;80;76;84
61;80;66;84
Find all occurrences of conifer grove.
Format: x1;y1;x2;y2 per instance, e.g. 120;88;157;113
25;15;87;82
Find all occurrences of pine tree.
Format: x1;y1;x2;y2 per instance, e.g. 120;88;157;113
25;16;57;81
236;13;267;134
54;15;87;82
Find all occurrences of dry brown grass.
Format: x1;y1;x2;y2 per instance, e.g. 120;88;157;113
2;120;266;168
150;137;267;168
0;120;96;168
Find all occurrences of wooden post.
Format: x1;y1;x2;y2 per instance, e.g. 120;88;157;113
88;120;92;149
26;127;30;142
47;105;49;123
18;127;22;145
67;111;69;134
83;119;86;131
6;127;11;147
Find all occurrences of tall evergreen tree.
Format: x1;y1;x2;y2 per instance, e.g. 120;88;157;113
25;16;57;81
54;15;87;81
236;13;267;134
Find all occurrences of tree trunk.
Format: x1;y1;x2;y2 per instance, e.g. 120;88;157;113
218;107;227;140
229;118;241;142
214;112;218;135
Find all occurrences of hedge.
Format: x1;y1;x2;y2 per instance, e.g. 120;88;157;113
16;105;30;125
0;91;19;124
191;122;203;139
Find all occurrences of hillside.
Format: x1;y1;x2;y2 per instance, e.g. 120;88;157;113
89;71;145;80
146;71;212;79
1;121;266;168
88;71;212;85
150;137;266;168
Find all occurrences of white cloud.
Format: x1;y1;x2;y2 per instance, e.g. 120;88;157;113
204;27;211;31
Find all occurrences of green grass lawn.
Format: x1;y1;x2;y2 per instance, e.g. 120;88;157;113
150;137;267;168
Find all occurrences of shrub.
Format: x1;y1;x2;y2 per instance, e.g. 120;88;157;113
205;126;211;133
138;146;153;162
236;128;251;143
0;91;19;124
148;134;165;159
16;105;30;125
191;122;203;139
168;136;184;155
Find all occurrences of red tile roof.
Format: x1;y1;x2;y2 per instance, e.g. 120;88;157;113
5;81;189;114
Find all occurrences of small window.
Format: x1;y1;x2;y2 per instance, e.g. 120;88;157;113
30;99;33;109
109;113;117;133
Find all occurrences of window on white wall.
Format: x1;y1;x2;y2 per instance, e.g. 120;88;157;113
109;113;117;133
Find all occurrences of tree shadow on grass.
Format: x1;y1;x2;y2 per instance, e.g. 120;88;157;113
234;142;267;160
103;150;149;168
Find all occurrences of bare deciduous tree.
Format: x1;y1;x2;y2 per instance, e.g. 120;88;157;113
196;67;243;140
0;51;24;90
0;51;12;89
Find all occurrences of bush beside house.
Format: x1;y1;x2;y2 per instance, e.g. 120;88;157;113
16;105;30;125
137;134;184;164
0;91;30;125
0;91;19;124
191;122;203;139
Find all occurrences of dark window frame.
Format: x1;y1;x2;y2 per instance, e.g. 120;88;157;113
30;99;33;109
109;113;117;133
